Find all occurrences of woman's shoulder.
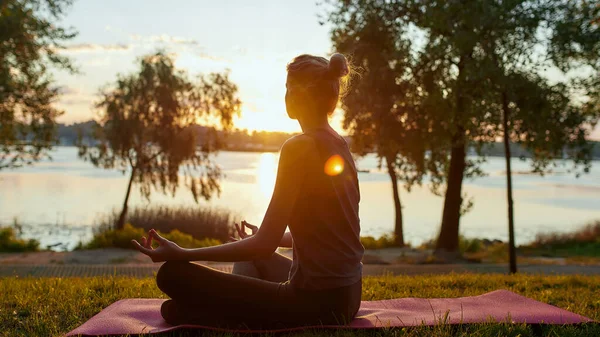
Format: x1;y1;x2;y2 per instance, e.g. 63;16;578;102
282;134;317;152
280;134;319;163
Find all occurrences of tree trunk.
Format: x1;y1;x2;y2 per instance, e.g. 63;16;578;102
436;56;467;256
502;91;517;274
385;155;404;246
435;139;466;254
116;168;136;230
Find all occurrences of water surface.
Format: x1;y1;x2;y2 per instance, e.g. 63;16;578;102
1;147;599;250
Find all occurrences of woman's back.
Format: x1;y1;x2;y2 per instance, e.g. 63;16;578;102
288;128;363;290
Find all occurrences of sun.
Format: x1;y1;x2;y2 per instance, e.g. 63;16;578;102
234;106;347;134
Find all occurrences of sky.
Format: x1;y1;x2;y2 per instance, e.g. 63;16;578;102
53;0;340;133
53;0;599;139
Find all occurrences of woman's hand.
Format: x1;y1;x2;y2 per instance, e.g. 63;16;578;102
131;229;185;262
229;220;258;242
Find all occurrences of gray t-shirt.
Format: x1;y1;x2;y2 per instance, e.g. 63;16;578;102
288;128;364;290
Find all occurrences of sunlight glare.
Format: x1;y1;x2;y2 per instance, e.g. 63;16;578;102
324;154;344;176
257;153;277;197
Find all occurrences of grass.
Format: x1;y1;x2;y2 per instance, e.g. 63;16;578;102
1;274;599;337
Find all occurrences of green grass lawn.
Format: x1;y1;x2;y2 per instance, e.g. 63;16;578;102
1;274;599;337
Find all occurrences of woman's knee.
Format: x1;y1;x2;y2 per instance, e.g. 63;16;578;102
156;261;190;293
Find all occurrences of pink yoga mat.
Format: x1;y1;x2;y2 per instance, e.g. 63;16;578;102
66;290;594;336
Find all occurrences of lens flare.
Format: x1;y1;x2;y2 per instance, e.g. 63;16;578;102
324;154;344;176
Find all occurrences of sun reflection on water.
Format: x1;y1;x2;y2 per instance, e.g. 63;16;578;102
257;152;278;198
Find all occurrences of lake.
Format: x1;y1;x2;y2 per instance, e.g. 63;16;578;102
1;147;599;250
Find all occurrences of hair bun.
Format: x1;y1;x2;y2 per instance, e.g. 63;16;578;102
328;53;349;78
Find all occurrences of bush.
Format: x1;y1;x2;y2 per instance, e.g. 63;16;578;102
419;235;486;254
80;223;222;250
0;227;40;252
460;236;483;253
360;234;400;249
521;221;600;258
531;221;600;248
96;205;238;243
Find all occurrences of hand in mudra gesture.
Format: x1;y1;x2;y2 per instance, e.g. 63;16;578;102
131;229;184;262
229;220;258;242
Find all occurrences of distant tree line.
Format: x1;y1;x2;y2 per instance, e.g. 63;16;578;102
57;121;600;158
57;121;299;152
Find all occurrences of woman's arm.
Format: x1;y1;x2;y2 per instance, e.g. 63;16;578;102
134;231;271;263
133;135;316;262
232;221;292;248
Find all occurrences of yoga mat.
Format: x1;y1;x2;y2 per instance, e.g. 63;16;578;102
66;290;594;336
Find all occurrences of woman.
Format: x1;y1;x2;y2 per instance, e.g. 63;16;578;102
132;53;364;329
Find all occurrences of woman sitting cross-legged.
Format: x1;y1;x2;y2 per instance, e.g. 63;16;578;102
132;53;364;329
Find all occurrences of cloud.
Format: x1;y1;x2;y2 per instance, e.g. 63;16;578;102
59;43;132;53
56;87;96;106
231;46;248;56
56;86;81;95
130;34;199;46
84;56;112;67
128;34;228;62
60;97;95;106
197;52;228;62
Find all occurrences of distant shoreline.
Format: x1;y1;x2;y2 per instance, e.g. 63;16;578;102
53;144;600;160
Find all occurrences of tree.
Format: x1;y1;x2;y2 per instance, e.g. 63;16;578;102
79;52;241;229
406;0;598;258
482;0;552;274
404;0;498;256
0;0;76;169
475;0;599;272
486;71;595;273
325;0;427;246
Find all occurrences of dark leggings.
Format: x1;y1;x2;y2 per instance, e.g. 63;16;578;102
156;253;362;329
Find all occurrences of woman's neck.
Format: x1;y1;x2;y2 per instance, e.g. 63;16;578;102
298;116;330;134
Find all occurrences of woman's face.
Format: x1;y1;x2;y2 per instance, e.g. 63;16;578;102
285;78;299;120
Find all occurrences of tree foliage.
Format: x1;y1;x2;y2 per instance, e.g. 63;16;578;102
326;0;427;245
548;0;600;152
472;0;599;174
324;0;599;254
79;52;241;229
0;0;76;169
